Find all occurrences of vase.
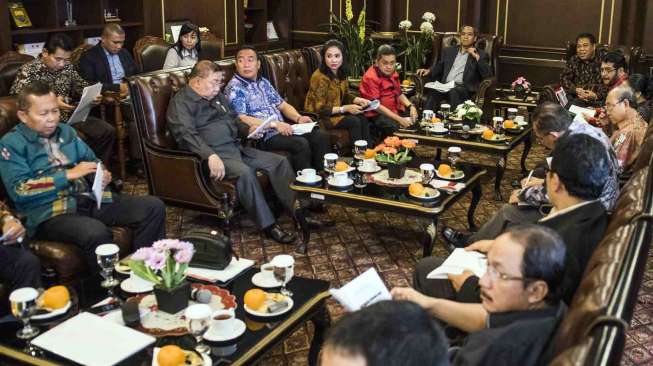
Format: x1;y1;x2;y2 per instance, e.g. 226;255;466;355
153;281;190;314
514;85;529;100
462;117;477;129
388;163;407;179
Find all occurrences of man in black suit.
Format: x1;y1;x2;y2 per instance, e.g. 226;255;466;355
416;25;492;110
78;23;139;95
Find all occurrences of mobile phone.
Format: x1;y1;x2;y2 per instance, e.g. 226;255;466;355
86;302;121;315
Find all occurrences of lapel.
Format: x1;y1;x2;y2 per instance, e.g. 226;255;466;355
442;47;457;81
96;45;112;82
463;51;475;81
542;201;603;230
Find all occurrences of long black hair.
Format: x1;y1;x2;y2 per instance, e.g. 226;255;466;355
172;22;201;58
318;39;348;81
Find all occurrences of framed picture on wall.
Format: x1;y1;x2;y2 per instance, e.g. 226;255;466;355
164;20;190;43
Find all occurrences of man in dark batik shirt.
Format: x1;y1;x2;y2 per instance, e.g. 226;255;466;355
559;33;607;106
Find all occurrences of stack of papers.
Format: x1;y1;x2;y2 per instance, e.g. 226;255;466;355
185;257;255;283
425;80;455;93
68;83;103;124
569;105;596;124
247;116;274;139
426;248;487;279
329;268;391;312
430;179;466;192
291;122;316;135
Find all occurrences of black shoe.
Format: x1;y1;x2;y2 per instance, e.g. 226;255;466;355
264;224;297;244
305;216;336;230
442;226;471;248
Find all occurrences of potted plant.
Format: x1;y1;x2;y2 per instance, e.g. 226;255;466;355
374;136;417;179
327;0;375;80
398;12;436;75
128;239;195;314
511;76;531;100
454;100;483;128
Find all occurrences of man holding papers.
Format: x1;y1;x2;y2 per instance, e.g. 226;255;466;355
0;82;165;271
416;25;492;112
392;225;567;366
10;33;115;167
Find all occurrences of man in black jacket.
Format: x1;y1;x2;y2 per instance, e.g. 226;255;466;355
78;23;138;94
416;25;492;110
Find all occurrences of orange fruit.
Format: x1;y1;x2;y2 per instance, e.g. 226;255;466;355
402;79;412;86
503;120;515;129
41;285;69;310
438;164;452;177
431;117;441;123
157;345;186;366
408;183;425;196
244;288;267;311
364;149;376;159
482;129;495;140
335;161;350;172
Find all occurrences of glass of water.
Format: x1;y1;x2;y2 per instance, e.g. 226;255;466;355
95;244;120;295
10;287;40;340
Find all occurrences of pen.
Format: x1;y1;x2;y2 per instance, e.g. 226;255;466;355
523;170;534;187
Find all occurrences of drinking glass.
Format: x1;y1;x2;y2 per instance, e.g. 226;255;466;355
492;116;504;135
9;287;40;340
354;140;367;158
448;146;462;171
506;108;518;121
272;255;295;297
440;103;451;117
186;304;212;355
95;244;120;298
420;163;435;184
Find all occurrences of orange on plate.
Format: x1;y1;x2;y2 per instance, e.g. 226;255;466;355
157;345;186;366
408;182;425;196
438;164;452;177
431;117;442;123
364;149;376;159
402;79;412;86
335;161;350;172
41;285;69;310
503;120;515;129
482;129;495;140
244;288;267;311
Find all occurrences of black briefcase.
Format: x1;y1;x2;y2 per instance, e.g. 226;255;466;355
182;230;233;270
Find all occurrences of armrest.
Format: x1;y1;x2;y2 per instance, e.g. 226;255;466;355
409;73;427;110
476;77;497;122
540;84;560;104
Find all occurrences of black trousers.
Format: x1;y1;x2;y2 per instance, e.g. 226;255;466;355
258;129;331;171
332;114;372;146
424;86;472;111
72;116;116;167
368;111;409;141
35;194;166;271
0;244;42;291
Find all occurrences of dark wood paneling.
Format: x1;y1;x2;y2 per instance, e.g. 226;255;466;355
396;0;460;33
641;1;653;54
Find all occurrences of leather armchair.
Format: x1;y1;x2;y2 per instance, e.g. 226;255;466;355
133;36;170;73
198;31;225;61
0;51;33;97
413;32;502;122
71;43;94;66
0;96;133;285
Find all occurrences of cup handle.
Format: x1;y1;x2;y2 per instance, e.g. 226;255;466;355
297;171;302;177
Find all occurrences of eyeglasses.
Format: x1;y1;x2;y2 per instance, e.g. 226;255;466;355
600;67;616;74
486;263;533;283
605;100;624;110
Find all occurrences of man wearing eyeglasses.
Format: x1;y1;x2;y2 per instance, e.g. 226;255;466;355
605;85;647;171
393;224;566;366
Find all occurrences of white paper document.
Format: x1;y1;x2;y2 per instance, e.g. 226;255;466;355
426;248;487;279
92;162;104;209
291;122;316;135
569;105;596;120
329;268;392;312
67;82;102;124
31;312;155;366
425;80;455;93
247;116;274;139
185;257;255;283
430;179;466;193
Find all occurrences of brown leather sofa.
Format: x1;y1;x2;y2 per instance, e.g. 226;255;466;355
0;51;33;97
0;96;133;286
412;32;502;121
133;33;225;74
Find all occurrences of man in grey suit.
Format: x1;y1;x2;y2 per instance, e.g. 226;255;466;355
417;25;492;110
167;61;298;244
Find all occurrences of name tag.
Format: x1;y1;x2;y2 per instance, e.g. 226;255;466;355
310;193;325;200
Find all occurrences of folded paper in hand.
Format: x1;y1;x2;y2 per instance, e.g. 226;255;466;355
92;162;104;209
426;248;487;279
185;257;255;283
430;179;465;192
291;122;316;135
361;99;380;112
68;83;102;124
425;80;455;93
329;268;392;312
247;116;275;139
569;105;596;125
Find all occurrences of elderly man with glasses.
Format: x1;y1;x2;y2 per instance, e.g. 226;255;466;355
604;85;647;171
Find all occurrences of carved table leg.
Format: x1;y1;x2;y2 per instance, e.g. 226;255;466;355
422;217;438;257
520;134;532;175
468;181;482;231
494;155;506;201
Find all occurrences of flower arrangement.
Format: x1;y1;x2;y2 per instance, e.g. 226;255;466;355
128;239;195;289
328;0;375;78
455;100;483;124
511;76;531;92
398;12;436;73
374;136;417;165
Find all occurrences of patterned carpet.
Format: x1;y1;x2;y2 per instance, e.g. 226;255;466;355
122;142;653;366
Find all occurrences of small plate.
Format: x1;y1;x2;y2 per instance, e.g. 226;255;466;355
357;165;382;174
33;301;72;320
467;126;489;135
115;260;131;275
481;134;508;142
204;319;247;343
426;127;449;134
252;272;283;288
504;127;524;134
327;177;354;187
435;170;465;180
152;347;210;366
120;277;154;294
408;187;441;201
295;175;323;185
244;296;294;318
325;165;355;174
515;119;528;126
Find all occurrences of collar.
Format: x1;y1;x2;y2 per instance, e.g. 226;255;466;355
487;302;565;329
102;47;118;58
181;48;197;58
539;200;596;222
373;66;397;80
609;74;628;90
234;73;262;84
17;123;62;143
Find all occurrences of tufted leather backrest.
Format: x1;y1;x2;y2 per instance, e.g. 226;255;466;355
0;52;33;97
630;122;653;173
429;32;503;77
262;49;311;110
133;36;170;73
198;32;225;61
0;96;18;138
303;45;323;76
550;166;649;364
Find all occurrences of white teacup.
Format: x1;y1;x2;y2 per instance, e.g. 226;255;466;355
422;109;434;121
260;263;275;282
362;159;377;171
333;172;349;186
297;168;317;181
211;309;235;333
354;140;368;155
515;115;525;124
324;153;339;170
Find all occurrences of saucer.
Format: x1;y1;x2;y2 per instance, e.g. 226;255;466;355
481;134;508;142
296;175;323;185
120;277;154;293
436;170;465;180
204;318;246;342
33;301;72;320
427;127;449;134
327;177;354;187
252;272;283;288
408;187;441;202
115;260;131;275
244;296;294;317
358;165;382;173
326;166;355;174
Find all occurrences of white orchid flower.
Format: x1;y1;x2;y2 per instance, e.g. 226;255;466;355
399;20;412;30
419;22;434;34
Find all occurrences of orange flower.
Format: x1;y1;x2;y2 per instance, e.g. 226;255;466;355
401;139;417;149
383;147;398;155
383;136;401;147
374;143;386;152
